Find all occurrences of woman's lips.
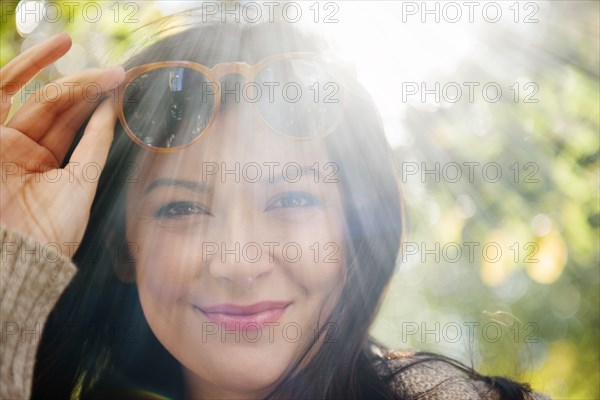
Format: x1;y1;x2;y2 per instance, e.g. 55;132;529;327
194;301;291;331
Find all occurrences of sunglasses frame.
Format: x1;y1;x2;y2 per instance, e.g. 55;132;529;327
114;52;351;152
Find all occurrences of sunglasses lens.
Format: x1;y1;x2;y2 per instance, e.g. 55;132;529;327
123;67;215;148
255;58;344;138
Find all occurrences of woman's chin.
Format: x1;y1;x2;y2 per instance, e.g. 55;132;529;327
185;357;289;398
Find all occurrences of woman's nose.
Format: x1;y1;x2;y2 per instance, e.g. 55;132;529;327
206;241;276;287
205;202;276;287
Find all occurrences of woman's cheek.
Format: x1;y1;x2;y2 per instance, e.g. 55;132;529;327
281;240;344;296
133;226;202;299
282;218;345;289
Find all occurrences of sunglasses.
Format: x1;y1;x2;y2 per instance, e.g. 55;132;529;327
114;53;350;152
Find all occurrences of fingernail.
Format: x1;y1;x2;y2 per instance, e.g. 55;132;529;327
50;32;71;42
106;65;125;73
105;66;126;80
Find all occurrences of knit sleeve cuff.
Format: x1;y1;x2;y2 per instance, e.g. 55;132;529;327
1;225;78;400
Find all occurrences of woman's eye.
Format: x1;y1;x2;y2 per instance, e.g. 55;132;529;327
155;202;210;218
265;192;320;211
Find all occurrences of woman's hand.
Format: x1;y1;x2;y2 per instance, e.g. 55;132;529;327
0;33;125;257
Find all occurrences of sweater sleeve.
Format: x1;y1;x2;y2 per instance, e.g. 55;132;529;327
371;345;552;400
0;225;78;400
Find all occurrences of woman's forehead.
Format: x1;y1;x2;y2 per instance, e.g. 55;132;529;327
133;111;334;182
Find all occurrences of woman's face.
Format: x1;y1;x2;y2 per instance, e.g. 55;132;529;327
125;101;346;398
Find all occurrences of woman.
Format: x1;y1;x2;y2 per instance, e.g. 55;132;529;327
1;19;547;399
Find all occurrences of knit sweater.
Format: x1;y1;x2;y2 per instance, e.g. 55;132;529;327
1;226;77;399
0;225;550;399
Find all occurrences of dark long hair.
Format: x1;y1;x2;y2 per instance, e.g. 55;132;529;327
32;20;534;400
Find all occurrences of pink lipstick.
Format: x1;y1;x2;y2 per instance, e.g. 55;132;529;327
194;301;291;331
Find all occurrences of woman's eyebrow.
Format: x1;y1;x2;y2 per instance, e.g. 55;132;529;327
143;179;211;195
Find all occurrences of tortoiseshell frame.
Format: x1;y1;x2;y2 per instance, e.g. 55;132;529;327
114;53;350;152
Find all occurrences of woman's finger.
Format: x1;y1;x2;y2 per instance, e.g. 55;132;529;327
6;66;125;142
38;98;101;164
0;33;72;123
67;99;117;195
